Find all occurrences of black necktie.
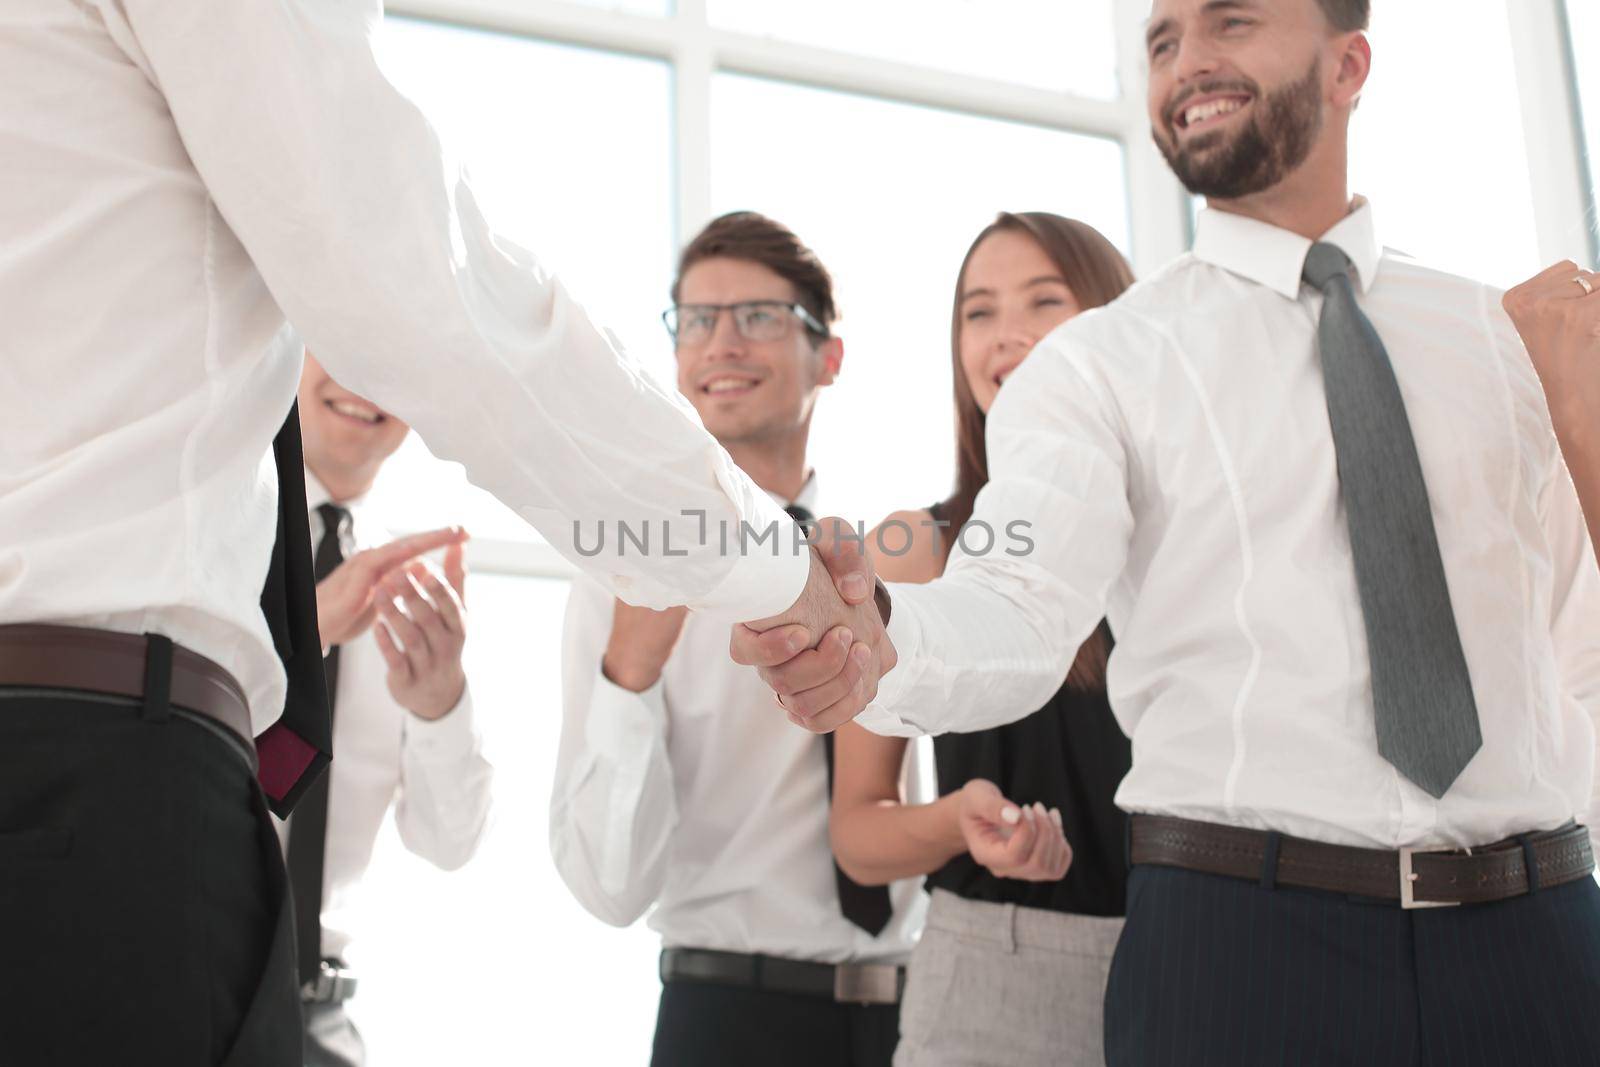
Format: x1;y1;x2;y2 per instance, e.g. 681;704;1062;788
786;503;893;937
257;403;334;818
286;502;348;985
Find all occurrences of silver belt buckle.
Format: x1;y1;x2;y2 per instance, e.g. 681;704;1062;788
833;963;899;1005
1399;847;1462;910
301;960;359;1003
300;973;332;1002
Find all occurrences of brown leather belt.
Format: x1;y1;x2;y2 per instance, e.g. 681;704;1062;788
0;624;253;757
1131;814;1595;909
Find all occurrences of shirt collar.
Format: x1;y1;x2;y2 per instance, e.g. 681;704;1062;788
302;467;368;517
764;469;819;514
1192;196;1382;301
304;466;332;512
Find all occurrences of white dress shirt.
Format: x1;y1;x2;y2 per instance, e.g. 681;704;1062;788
552;477;924;964
0;2;807;736
273;472;494;963
866;200;1600;856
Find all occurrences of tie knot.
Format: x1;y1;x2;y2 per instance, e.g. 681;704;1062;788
316;503;350;533
1302;242;1354;291
784;503;816;530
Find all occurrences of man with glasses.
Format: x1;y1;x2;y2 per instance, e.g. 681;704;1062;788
551;213;923;1067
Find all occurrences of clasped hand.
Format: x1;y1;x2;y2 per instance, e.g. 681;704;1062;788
730;516;896;733
958;779;1071;883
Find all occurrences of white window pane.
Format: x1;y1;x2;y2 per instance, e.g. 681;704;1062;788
710;74;1130;525
368;18;675;541
1567;0;1600;253
350;574;663;1066
1350;2;1541;287
707;0;1120;99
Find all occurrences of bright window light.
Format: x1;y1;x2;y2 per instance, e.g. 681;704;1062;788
1350;1;1542;288
1566;0;1600;257
710;73;1130;526
351;574;662;1065
707;0;1121;99
367;18;675;543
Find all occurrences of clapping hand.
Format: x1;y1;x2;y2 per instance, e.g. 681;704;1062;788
729;516;895;733
373;542;470;720
315;526;468;649
958;779;1072;882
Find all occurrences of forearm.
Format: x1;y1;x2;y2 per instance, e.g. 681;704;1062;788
122;0;807;621
395;691;493;870
862;562;1097;737
550;632;678;927
549;752;676;927
831;791;967;887
861;347;1130;736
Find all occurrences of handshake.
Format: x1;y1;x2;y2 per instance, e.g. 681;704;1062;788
731;517;897;733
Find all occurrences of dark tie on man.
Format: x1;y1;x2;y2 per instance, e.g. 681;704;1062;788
1304;243;1482;798
286;501;350;987
258;402;335;817
785;503;893;936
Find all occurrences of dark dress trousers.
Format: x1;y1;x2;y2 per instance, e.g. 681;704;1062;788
0;407;328;1066
1104;862;1600;1066
0;692;300;1066
650;981;899;1067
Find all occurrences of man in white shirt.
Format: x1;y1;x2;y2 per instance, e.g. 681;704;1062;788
0;5;884;1064
285;354;493;1067
737;1;1600;1062
552;214;922;1067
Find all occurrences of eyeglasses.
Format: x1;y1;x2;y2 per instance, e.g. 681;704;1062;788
662;301;827;347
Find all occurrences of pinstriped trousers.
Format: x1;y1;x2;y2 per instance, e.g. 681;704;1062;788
1104;864;1600;1066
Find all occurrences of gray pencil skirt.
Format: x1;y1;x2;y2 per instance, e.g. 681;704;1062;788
894;889;1125;1067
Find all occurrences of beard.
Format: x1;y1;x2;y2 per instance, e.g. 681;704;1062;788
1154;60;1324;200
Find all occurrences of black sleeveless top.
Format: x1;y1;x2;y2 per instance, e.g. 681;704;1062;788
923;502;1132;917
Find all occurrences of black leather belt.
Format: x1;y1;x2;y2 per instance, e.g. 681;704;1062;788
1131;814;1595;909
660;948;904;1005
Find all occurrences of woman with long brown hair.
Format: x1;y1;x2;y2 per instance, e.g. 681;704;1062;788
830;213;1135;1067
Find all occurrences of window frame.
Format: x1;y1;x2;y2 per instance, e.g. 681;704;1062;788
385;0;1598;578
1505;0;1599;269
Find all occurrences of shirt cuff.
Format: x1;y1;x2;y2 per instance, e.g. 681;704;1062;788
403;686;480;763
859;581;931;737
691;521;812;620
586;666;670;753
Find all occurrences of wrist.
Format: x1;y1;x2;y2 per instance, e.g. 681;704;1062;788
1550;397;1599;443
405;674;466;720
601;651;664;693
934;791;972;862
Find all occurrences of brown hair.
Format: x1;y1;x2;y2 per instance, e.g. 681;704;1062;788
1315;0;1369;32
671;211;837;340
940;213;1135;692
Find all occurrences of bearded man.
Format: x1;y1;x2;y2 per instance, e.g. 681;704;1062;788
737;2;1600;1063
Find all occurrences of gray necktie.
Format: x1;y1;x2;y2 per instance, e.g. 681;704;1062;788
1303;242;1481;799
